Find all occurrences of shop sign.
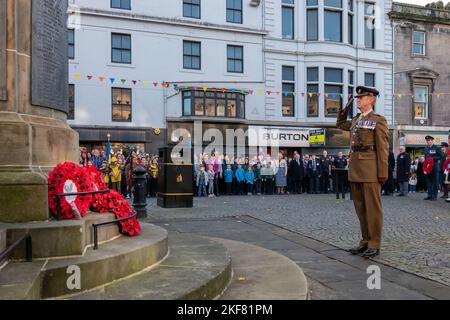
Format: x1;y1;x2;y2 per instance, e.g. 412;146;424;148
309;129;326;147
248;126;311;147
404;133;448;146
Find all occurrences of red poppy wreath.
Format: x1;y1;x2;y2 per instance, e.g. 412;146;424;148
48;162;93;220
108;190;141;237
83;165;110;213
423;157;434;175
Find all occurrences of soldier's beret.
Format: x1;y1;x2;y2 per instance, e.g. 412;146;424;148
425;135;434;141
442;142;449;147
354;86;380;98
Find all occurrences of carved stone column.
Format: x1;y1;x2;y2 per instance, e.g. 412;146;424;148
0;0;78;222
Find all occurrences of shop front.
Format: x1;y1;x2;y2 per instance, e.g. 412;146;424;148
400;131;449;158
72;126;166;156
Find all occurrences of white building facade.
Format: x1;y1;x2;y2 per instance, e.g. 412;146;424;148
68;0;393;156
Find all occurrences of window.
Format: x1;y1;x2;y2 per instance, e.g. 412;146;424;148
182;90;245;118
413;31;426;56
111;0;131;10
414;86;428;119
183;0;201;19
348;0;354;45
226;0;242;24
68;29;75;60
183;41;201;70
364;2;375;49
112;88;132;122
324;1;342;42
111;33;131;64
307;67;319;117
227;45;243;73
282;66;295;117
348;70;354;118
365;73;376;87
68;84;75;120
282;0;295;40
324;68;343;117
307;1;319;41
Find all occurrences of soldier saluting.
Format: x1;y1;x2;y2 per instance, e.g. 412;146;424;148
336;86;389;258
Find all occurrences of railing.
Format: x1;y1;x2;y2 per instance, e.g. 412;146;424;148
0;233;32;265
56;189;110;220
92;212;137;250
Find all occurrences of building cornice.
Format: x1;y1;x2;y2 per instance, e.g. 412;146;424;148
264;48;393;66
73;7;268;36
390;3;450;26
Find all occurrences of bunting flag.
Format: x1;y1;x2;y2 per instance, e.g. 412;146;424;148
70;73;450;99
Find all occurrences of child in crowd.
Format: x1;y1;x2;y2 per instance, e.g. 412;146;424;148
253;162;262;195
235;164;245;196
100;161;110;186
224;164;234;195
245;166;255;195
207;164;215;197
196;166;208;197
261;162;274;195
409;172;417;193
109;157;122;192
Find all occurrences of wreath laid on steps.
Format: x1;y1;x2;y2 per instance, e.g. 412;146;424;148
48;162;92;220
47;162;141;237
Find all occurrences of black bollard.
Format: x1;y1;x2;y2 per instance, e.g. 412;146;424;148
133;165;148;219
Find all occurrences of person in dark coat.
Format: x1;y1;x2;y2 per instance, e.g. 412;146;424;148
416;156;426;192
307;155;321;194
383;150;395;196
396;146;411;196
288;152;304;194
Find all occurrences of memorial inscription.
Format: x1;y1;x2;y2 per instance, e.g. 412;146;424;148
31;0;68;112
0;0;6;101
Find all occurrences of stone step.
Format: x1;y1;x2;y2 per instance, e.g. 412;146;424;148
0;261;45;300
3;213;121;259
41;223;168;298
66;234;232;300
213;238;308;300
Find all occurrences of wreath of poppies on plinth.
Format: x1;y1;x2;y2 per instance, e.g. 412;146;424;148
48;162;141;237
48;162;93;220
84;165;110;213
108;190;141;237
423;157;434;175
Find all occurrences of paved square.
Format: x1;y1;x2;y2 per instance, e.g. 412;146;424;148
144;192;450;294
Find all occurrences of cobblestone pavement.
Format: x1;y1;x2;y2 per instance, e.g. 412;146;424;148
144;192;450;287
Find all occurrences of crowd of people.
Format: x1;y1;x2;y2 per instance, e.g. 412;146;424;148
78;135;450;202
79;147;159;199
193;150;350;197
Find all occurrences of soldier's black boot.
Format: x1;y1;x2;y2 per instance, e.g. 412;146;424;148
361;248;380;258
349;244;368;255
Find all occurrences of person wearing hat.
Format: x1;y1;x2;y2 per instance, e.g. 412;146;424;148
424;135;443;200
336;86;389;258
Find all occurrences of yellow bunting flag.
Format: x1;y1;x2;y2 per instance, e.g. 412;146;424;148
74;74;81;79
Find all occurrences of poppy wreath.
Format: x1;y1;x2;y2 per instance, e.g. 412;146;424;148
108;190;141;237
48;162;93;220
83;165;110;213
423;157;434;175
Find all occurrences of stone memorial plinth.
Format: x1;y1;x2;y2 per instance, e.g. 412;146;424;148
0;0;78;223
